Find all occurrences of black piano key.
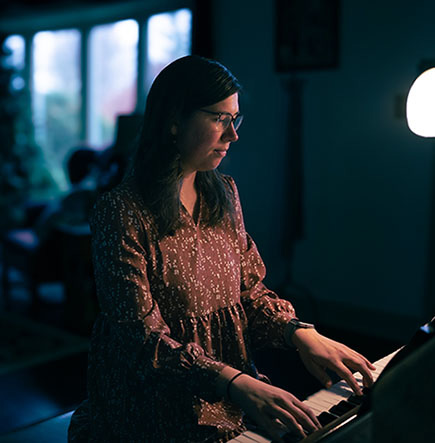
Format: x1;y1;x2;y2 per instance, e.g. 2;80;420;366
348;394;364;405
329;400;356;416
317;411;338;426
280;432;304;443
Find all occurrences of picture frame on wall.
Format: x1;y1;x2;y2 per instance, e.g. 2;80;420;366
275;0;340;72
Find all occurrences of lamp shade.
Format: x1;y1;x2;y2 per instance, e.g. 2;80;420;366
406;67;435;137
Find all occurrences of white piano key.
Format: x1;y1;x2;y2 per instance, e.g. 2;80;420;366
309;389;348;404
306;395;337;410
235;430;272;443
229;434;263;443
228;436;250;442
327;381;353;396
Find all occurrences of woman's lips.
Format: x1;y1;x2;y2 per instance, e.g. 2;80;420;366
214;149;227;157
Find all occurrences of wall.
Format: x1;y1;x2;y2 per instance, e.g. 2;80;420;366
213;1;435;341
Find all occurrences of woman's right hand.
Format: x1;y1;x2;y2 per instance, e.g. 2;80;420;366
228;374;321;441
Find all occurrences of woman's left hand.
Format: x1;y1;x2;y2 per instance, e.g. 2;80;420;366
291;328;376;395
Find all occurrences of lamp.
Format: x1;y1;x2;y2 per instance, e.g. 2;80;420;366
371;71;435;441
406;67;435;137
405;65;435;321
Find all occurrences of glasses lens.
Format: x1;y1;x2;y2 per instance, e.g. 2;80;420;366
234;114;243;130
213;113;243;131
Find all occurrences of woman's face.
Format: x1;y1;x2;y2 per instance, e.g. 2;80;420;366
177;93;240;175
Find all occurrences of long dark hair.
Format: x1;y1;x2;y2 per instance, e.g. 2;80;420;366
130;55;241;237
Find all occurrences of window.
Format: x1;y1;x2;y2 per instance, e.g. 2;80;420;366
145;8;192;93
32;29;81;189
5;6;192;193
89;19;138;149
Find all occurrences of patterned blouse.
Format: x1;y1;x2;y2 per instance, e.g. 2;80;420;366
68;175;297;442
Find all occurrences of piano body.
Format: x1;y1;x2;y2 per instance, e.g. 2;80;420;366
228;319;435;443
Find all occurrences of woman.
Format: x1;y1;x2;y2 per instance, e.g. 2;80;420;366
68;55;375;442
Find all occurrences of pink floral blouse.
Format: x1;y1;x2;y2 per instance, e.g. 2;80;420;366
69;175;297;442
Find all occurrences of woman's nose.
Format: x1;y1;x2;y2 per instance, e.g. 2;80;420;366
222;123;239;142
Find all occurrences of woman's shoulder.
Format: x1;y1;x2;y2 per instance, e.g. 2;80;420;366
220;173;237;192
219;173;241;202
92;177;151;223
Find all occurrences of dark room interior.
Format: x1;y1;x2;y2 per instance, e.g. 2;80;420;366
0;0;434;441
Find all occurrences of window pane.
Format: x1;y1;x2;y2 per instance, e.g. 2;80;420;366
32;29;81;190
89;19;138;149
145;8;192;92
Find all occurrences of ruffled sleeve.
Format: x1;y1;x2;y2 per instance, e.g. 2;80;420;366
225;176;297;349
90;188;226;402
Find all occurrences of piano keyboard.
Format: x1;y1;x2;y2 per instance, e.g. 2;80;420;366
228;349;399;443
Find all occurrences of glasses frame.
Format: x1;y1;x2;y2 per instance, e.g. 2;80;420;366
199;109;244;131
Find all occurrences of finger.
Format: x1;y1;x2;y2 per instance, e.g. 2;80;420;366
263;415;303;441
360;368;374;388
273;403;320;434
274;416;306;439
297;403;322;429
349;350;376;370
343;357;375;388
360;355;376;370
264;404;300;430
363;376;371;389
324;336;376;372
330;362;363;395
341;345;377;374
301;355;333;389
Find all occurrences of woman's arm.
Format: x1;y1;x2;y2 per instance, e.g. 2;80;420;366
224;176;297;349
223;177;375;437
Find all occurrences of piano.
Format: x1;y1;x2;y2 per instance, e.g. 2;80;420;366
227;349;399;443
229;317;435;443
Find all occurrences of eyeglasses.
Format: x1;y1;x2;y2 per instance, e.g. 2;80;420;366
199;109;244;131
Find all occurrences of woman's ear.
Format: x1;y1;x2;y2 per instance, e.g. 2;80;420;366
170;124;177;136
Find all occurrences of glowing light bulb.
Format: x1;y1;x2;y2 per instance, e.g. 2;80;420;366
407;67;435;137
